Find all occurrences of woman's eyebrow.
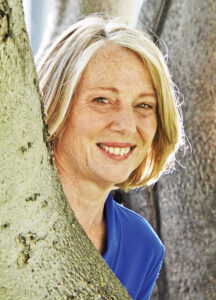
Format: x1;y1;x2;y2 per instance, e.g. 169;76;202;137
88;86;119;93
138;92;156;98
87;88;156;100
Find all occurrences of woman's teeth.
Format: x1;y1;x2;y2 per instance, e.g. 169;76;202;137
100;144;131;156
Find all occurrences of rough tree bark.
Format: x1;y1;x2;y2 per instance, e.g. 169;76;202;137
0;0;132;298
159;1;216;299
138;0;216;299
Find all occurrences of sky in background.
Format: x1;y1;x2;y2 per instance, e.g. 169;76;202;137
23;0;49;55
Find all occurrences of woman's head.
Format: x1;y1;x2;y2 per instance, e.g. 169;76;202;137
37;15;184;190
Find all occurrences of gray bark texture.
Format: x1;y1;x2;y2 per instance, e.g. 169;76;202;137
138;0;216;299
159;1;216;299
0;0;132;299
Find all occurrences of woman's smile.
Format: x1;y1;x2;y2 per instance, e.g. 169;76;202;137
97;142;136;160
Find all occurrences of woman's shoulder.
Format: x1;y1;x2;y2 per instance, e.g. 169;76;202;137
105;192;164;263
112;198;164;255
106;195;165;299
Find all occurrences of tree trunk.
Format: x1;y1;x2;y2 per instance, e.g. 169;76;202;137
0;0;132;298
139;0;216;299
158;1;216;299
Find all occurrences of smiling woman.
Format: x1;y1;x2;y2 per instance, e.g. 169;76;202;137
37;15;184;300
55;43;157;189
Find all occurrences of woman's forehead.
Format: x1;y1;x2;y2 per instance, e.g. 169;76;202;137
90;42;145;67
78;43;153;91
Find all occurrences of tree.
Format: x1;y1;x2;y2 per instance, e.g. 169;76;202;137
0;0;133;298
159;1;216;299
137;1;216;299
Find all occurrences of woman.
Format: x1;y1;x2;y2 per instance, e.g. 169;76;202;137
37;15;184;300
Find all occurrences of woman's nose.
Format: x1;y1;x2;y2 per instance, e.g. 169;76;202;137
109;107;137;135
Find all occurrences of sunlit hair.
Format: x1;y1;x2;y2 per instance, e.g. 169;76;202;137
37;14;185;191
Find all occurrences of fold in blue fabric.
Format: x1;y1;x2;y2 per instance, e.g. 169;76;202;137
103;193;165;300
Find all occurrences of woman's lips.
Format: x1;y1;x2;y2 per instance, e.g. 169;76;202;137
98;142;136;148
97;142;136;160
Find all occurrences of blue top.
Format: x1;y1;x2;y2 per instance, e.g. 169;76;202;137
103;193;165;300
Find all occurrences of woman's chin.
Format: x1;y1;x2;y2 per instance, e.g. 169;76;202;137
103;166;138;186
97;173;130;188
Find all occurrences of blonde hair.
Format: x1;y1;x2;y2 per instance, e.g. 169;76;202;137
37;15;185;191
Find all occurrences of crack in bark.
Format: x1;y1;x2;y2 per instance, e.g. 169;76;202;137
148;185;161;237
149;184;169;300
16;232;40;267
0;1;10;43
152;0;172;39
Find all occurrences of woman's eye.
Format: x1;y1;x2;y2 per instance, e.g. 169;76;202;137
93;97;108;104
136;103;153;109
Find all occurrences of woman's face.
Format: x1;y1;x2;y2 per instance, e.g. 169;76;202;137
56;43;157;189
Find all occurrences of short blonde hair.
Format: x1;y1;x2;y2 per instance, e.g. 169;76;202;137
37;15;185;191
